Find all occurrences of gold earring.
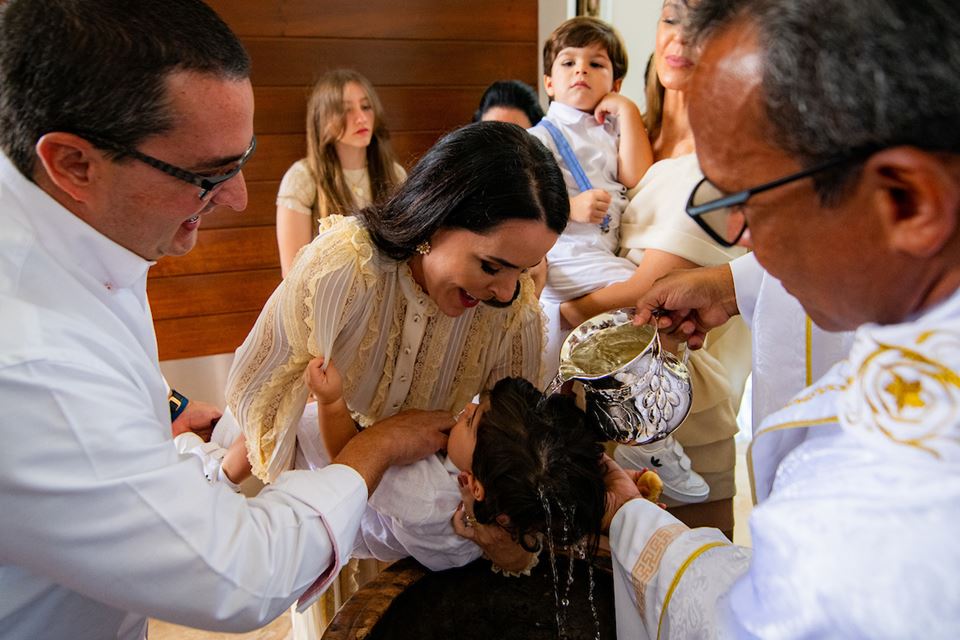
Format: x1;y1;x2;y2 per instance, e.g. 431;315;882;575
415;241;431;255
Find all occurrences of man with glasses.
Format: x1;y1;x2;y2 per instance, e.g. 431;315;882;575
605;0;960;637
0;2;448;638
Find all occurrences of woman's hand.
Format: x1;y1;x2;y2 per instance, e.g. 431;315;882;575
570;189;611;224
303;357;343;405
452;473;536;573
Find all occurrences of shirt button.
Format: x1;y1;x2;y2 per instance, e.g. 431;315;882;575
393;402;400;410
413;314;421;323
399;375;407;383
404;346;411;355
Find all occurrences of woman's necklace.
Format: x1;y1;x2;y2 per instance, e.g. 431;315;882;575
343;169;368;198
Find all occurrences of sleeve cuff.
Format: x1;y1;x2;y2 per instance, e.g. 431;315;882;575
271;465;367;611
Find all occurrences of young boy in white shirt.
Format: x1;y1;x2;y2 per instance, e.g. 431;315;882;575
529;17;706;503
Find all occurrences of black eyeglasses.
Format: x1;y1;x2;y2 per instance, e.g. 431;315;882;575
85;133;257;200
686;152;868;247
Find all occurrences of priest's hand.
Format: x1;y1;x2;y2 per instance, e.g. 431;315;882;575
601;454;643;532
633;264;739;349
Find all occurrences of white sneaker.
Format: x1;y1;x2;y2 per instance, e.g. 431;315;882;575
614;436;710;503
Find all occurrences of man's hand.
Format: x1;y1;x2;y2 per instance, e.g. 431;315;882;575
633;264;739;349
170;399;222;441
333;409;452;493
570;189;612;225
600;454;642;532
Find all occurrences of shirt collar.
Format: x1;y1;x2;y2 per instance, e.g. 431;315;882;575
0;151;153;291
546;100;596;126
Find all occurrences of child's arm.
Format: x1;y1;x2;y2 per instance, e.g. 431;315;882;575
560;249;699;327
220;435;252;484
595;93;652;189
303;357;356;458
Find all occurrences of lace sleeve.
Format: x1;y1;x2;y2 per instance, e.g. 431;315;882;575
226;216;377;482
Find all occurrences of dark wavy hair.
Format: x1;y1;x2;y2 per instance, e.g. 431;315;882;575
357;121;569;261
473;80;545;127
471;377;606;555
0;0;250;179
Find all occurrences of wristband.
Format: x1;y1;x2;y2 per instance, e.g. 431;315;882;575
169;389;189;421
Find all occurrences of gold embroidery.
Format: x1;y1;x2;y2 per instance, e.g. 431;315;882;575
787;383;849;407
885;374;925;411
848;338;960;458
630;523;686;622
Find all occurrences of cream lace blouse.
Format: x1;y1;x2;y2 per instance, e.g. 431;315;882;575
227;215;547;482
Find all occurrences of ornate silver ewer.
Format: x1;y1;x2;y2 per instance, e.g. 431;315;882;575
550;308;692;445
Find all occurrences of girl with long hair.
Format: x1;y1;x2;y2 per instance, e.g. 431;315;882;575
276;69;406;275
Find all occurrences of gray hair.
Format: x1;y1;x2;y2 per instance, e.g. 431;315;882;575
688;0;960;201
0;0;250;179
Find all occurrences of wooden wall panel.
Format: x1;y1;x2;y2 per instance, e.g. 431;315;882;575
151;1;539;360
155;312;262;360
207;0;537;41
244;39;537;87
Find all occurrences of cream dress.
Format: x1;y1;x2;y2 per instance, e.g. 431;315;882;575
227;215;546;636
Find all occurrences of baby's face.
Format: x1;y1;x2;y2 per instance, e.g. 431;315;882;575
446;399;487;471
544;42;617;112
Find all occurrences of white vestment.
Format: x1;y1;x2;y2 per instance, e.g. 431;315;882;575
730;253;854;501
611;285;960;639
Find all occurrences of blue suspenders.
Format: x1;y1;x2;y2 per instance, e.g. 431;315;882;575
536;119;611;233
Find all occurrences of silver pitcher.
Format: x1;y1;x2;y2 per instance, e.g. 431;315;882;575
556;308;692;445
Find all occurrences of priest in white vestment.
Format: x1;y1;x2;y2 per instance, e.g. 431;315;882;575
610;0;960;637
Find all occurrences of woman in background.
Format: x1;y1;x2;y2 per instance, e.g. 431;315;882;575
276;69;406;275
473;79;544;129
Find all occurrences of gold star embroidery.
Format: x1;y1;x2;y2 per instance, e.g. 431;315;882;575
885;374;925;411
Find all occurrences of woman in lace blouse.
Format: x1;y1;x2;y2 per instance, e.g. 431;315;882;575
276;69;406;276
227;122;568;558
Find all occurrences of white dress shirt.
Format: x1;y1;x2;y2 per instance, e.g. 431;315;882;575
0;151;368;639
529;101;636;304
